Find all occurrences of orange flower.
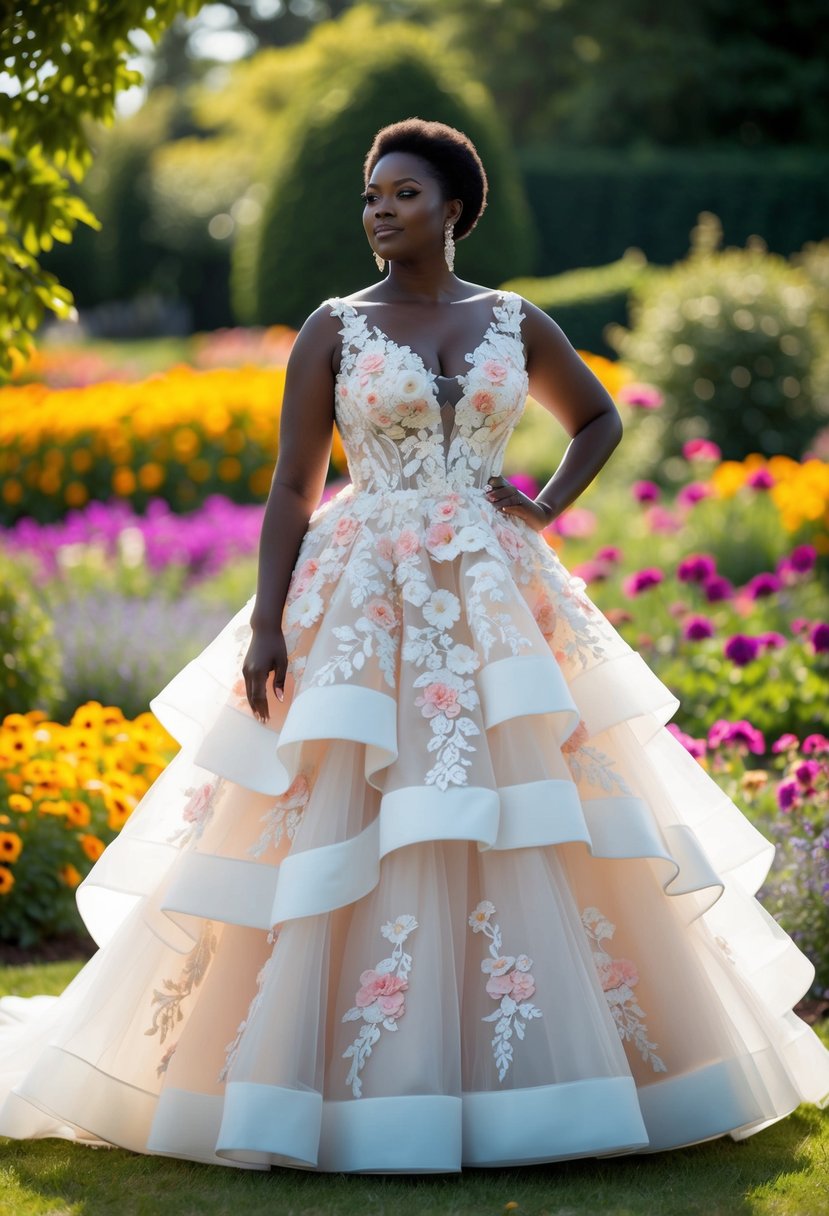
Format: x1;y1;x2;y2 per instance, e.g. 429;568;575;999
59;863;82;888
65;801;91;828
0;866;15;894
0;832;23;862
79;834;105;862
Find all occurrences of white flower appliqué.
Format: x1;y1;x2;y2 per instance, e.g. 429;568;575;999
469;900;542;1081
340;913;418;1098
581;906;666;1073
247;772;312;858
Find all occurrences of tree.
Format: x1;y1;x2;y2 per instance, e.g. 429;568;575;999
0;0;202;380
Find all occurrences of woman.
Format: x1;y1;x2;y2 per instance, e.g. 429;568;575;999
0;118;827;1174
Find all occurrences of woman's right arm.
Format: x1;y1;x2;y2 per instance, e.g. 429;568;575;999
243;304;340;721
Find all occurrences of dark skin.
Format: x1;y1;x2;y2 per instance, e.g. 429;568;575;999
243;149;624;722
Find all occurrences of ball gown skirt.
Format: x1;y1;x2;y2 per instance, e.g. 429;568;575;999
0;290;827;1173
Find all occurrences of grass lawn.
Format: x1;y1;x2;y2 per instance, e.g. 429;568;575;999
0;961;827;1216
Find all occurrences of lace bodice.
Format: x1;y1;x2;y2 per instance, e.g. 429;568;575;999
324;290;529;495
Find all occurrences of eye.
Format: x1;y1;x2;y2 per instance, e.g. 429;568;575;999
361;190;418;204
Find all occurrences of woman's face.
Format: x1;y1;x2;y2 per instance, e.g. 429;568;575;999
362;150;461;266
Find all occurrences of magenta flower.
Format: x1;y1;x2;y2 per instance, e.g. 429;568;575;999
633;480;660;503
707;718;766;754
677;553;717;583
666;723;707;759
781;544;817;576
758;631;787;650
772;733;800;754
790;617;810;635
794;760;822;789
803;734;829;755
744;572;782;599
596;546;621;563
507;472;540;499
683;614;714;640
572;559;611;583
677;482;711;507
809;622;829;653
683;439;721;462
724;633;761;666
703;575;735;603
645;506;682;533
618;382;664;409
776;779;800;812
622;567;664;596
746;468;775;490
554;507;596;538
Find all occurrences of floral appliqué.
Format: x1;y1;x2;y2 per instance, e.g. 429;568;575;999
145;919;218;1074
469;900;542;1081
340;913;418;1098
247;772;311;858
166;775;225;846
561;718;634;797
217;925;281;1084
581;906;666;1072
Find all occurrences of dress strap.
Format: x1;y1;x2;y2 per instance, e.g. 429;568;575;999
494;289;526;344
323;297;367;377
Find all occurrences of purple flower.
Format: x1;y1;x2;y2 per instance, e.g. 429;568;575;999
677;553;717;583
682;439;721;462
666;723;707;758
683;614;714;641
623;567;664;596
618;383;663;409
703;575;735;603
633;480;660;503
809;622;829;653
746;468;775;490
794;760;822;789
758;631;787;650
772;733;800;753
779;544;817;576
677;482;711;507
744;572;782;599
776;779;800;812
707;718;766;754
724;633;761;666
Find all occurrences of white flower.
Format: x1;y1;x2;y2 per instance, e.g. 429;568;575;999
446;643;479;675
381;913;418;944
481;955;515;976
467;900;496;931
395;369;428;400
514;954;532;972
286;589;323;629
423;589;461;630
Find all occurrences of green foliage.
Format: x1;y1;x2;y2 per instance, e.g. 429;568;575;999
502;250;653;358
232;4;536;328
0;0;202;380
0;554;64;719
606;215;829;467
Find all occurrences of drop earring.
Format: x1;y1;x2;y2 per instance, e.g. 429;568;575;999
444;221;456;272
373;250;385;272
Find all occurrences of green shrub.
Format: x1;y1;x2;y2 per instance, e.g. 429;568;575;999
0;553;64;718
606;214;829;468
232;5;536;328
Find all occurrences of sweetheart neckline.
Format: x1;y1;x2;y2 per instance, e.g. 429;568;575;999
337;290;509;388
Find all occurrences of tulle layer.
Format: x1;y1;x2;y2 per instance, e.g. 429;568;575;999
1;485;828;1171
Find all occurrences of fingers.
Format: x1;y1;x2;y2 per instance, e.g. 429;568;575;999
486;476;517;513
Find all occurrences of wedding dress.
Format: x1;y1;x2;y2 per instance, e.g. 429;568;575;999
1;290;827;1173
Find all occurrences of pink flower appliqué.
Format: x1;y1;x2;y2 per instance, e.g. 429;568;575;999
290;557;319;599
482;359;509;385
469;899;543;1082
425;521;455;551
395;529;421;558
355;969;408;1011
357;352;385;375
333;515;360;546
432;497;460;521
533;600;557;636
471;389;496;415
375;534;394;562
415;681;461;719
597;958;640;993
495;524;525;562
562;718;589;754
365;597;397;631
182;782;214;825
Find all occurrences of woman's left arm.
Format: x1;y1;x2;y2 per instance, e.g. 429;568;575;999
485;298;624;531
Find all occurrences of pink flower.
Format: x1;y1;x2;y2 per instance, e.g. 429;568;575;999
533;600;557;635
471;389;496;414
433;498;459;521
496;524;525;562
355;969;408;1007
397;398;429;421
333;515;360;546
366;391;379;405
182;782;213;824
415;681;461;719
395;529;421;558
598;957;639;992
683;438;721;461
357;352;385;374
425;521;455;551
509;970;536;1000
337;384;349;399
482;359;508;385
562;719;589;754
485;972;515;998
618;382;663;409
291;557;319;597
377;991;406;1018
365;597;397;630
375;534;394;561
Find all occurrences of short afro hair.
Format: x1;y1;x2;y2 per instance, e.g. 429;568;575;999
363;117;488;241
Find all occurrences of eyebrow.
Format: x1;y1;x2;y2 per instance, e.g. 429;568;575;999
365;177;422;188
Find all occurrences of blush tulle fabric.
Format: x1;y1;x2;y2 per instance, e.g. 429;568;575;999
1;290;827;1173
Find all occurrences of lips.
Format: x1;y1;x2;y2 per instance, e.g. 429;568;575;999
374;226;400;236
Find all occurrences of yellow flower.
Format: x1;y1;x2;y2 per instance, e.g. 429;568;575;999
8;794;32;813
65;800;92;828
71;702;106;731
0;866;15;894
0;832;23;862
